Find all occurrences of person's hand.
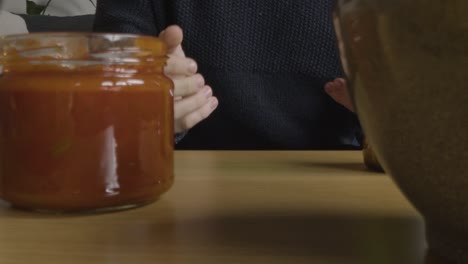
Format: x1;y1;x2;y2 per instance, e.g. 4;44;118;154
325;78;354;113
159;25;218;133
325;15;354;113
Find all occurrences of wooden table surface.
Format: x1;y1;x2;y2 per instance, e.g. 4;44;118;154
0;151;447;264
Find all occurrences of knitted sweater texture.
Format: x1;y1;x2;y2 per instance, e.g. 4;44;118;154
94;0;361;149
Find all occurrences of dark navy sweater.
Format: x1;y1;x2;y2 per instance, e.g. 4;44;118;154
94;0;361;150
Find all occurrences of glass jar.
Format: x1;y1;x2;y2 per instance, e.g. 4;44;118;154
0;33;174;213
363;137;384;172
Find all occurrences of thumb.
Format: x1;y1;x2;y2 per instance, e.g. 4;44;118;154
159;25;185;57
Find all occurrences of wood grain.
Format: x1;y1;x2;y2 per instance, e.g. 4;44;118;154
0;151;432;264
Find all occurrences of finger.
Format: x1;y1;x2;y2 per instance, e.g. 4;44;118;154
333;79;341;88
325;82;335;94
335;78;347;85
159;25;185;57
174;86;213;119
326;78;355;112
175;96;219;133
173;74;205;97
165;56;198;77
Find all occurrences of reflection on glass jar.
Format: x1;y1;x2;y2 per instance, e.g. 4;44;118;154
0;33;174;213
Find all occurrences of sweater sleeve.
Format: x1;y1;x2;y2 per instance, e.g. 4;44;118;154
93;0;159;35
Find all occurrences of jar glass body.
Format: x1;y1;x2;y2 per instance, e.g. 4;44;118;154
0;33;174;212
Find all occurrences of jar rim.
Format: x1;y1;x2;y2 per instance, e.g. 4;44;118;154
0;32;168;68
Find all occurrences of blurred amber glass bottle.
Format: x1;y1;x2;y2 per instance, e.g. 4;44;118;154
363;137;384;172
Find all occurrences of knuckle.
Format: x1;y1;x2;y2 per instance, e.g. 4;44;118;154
195;93;208;106
176;101;213;131
190;75;202;92
196;74;205;84
165;57;185;75
200;108;210;119
175;79;190;95
181;117;195;130
173;103;185;119
186;58;198;70
188;76;198;90
194;108;209;123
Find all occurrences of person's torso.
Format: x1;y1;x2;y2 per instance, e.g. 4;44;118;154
151;0;360;149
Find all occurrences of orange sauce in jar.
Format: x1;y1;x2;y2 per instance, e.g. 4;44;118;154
0;33;174;212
